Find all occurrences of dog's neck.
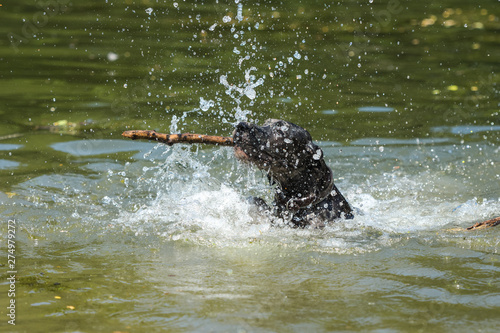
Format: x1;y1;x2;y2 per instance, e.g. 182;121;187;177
271;163;334;211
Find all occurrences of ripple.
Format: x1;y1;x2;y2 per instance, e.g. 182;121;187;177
31;302;53;307
0;143;23;151
321;109;338;115
0;159;20;170
431;125;500;135
358;106;395;112
350;137;452;146
51;139;155;156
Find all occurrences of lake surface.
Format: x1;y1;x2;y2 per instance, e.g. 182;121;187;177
1;0;499;332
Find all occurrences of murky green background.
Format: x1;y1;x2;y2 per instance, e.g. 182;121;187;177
1;0;499;332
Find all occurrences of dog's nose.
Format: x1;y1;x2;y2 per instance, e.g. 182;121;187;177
233;122;251;140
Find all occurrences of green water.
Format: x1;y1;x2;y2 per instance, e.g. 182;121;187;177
1;0;499;332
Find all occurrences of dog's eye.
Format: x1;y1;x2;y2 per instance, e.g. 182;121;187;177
312;149;322;160
279;124;289;132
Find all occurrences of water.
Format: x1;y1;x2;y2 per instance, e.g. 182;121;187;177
1;0;499;332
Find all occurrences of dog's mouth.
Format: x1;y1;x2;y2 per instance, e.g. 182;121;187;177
232;123;249;162
233;145;251;162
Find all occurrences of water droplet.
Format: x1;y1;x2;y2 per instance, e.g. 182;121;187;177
107;52;119;61
244;88;256;100
236;3;243;22
199;97;215;111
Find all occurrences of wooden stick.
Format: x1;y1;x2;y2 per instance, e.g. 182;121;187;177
466;217;500;230
122;130;234;146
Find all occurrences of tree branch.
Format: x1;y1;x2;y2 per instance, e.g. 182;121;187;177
122;130;234;146
467;217;500;230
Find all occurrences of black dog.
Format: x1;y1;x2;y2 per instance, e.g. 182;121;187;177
233;119;353;227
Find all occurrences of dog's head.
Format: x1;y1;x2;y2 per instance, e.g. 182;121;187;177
233;119;352;221
233;119;325;180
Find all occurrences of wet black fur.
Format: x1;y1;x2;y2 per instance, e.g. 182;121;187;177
233;119;353;227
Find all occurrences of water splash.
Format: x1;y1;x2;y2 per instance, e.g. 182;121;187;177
235;1;244;22
219;67;265;123
199;97;215;112
78;139;496;254
8;139;499;255
220;68;264;101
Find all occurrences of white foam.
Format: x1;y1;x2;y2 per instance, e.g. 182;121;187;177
119;182;273;246
107;142;500;254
